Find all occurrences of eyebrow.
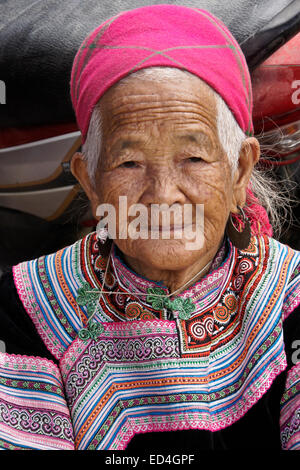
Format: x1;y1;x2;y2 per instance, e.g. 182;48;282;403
119;139;141;150
110;137;143;154
177;131;213;147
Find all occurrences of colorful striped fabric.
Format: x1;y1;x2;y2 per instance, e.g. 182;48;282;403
60;319;283;450
7;232;300;449
0;353;74;450
280;364;300;450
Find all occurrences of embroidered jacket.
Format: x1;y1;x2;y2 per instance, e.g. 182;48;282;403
0;232;299;450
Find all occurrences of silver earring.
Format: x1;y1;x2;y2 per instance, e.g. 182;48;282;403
96;221;112;257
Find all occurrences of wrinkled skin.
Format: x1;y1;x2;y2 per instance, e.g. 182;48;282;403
71;74;259;292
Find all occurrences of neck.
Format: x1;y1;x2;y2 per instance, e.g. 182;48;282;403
122;242;223;294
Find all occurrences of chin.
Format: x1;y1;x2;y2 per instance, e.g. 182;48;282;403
121;238;205;272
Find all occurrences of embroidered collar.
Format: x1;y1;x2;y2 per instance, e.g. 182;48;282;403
75;232;236;330
106;237;233;318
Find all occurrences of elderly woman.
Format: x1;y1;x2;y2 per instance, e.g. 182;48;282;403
0;5;299;451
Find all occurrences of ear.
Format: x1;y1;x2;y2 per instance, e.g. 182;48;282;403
230;137;260;213
70;152;100;217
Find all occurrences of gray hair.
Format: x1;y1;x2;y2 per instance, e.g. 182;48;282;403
82;67;289;236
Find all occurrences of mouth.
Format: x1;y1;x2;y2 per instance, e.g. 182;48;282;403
154;224;192;231
139;223;195;233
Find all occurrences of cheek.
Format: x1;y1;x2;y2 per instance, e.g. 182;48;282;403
94;170;146;231
186;162;233;208
95;170;145;205
186;163;233;245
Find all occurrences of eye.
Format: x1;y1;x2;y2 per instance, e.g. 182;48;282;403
187;157;203;163
119;161;139;168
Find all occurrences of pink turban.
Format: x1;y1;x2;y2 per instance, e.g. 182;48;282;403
70;4;272;237
70;4;253;142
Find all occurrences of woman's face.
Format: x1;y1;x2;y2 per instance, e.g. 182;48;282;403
75;74;257;273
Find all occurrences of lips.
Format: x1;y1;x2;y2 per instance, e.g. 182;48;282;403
139;223;194;232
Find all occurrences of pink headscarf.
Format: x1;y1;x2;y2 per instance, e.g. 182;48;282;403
70;4;272;236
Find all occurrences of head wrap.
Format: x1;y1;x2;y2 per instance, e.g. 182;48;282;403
70;4;253;142
70;4;272;236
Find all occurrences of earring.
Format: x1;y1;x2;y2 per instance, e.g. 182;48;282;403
226;206;251;250
96;221;112;257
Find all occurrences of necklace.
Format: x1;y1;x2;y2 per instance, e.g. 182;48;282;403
76;243;212;341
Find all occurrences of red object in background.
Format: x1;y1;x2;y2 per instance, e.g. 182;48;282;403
252;33;300;132
0;122;79;149
252;33;300;166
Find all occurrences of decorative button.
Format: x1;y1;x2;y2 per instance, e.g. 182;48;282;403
78;320;105;342
76;283;100;315
146;287;195;320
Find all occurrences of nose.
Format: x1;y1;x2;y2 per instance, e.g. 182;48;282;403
141;166;186;207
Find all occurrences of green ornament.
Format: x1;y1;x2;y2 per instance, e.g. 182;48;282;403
88;321;105;340
169;297;184;311
77;283;99;305
78;320;104;342
177;298;196;320
76;283;105;341
163;298;174;310
76;282;102;318
146;287;195;320
146;287;166;310
78;328;91;342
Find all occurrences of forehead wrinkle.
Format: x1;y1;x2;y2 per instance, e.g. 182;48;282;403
108;99;216;121
105;107;217;141
106;118;217;151
101;81;219;151
107;86;210;101
108;95;214;110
